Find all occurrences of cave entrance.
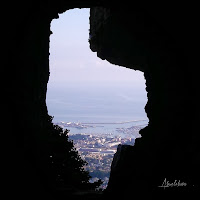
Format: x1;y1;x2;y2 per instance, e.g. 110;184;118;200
47;8;148;190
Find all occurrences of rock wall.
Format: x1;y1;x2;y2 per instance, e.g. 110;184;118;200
4;1;199;199
89;6;199;198
90;7;198;196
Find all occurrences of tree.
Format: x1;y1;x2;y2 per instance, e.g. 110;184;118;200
44;115;102;191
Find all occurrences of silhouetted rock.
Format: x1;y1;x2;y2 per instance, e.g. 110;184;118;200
110;144;133;173
90;6;199;199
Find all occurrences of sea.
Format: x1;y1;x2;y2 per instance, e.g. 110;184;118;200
46;82;148;138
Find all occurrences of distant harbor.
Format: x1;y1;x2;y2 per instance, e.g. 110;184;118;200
55;119;148;139
55;119;148;129
82;119;148;125
56;121;95;129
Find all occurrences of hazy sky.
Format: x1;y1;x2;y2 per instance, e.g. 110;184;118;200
47;8;148;122
48;8;146;89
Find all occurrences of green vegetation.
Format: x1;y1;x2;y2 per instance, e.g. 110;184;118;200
43;115;102;191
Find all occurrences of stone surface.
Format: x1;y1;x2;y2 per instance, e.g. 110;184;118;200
89;6;199;198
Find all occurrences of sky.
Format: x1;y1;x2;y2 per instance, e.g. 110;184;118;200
46;8;148;122
48;8;146;89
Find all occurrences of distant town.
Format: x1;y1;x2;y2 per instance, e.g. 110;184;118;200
55;121;147;189
69;133;135;189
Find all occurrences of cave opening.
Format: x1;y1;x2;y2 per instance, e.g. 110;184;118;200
46;8;148;190
6;2;197;198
